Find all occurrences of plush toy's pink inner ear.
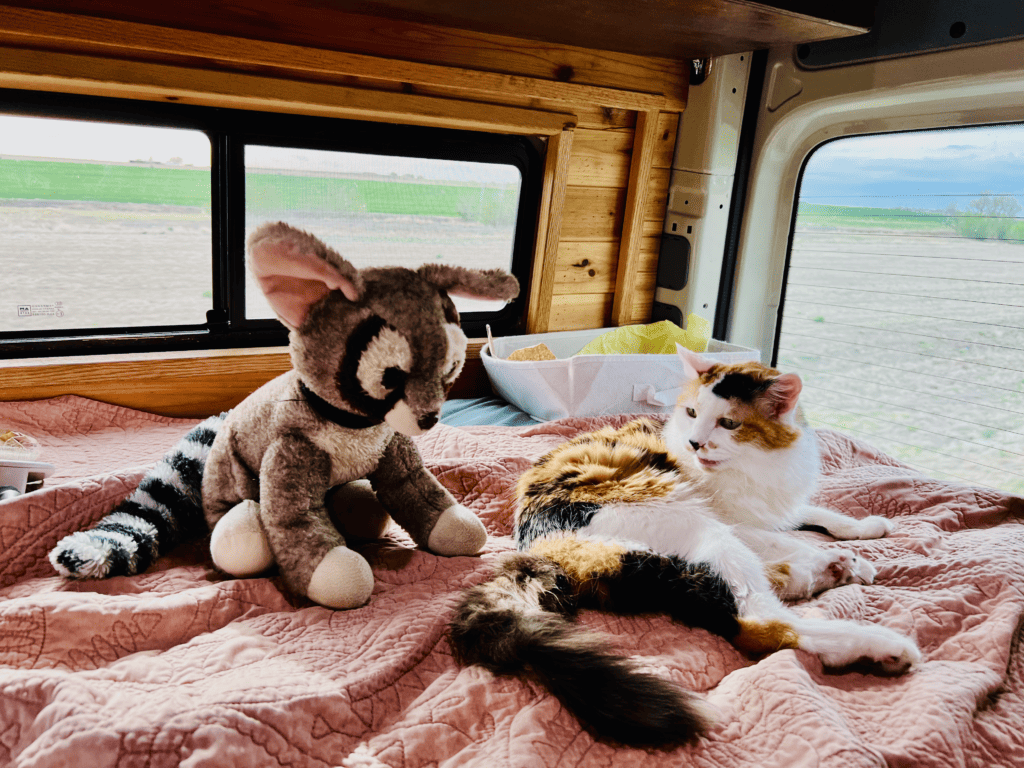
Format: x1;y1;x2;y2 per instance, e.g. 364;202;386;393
676;344;716;380
249;239;359;328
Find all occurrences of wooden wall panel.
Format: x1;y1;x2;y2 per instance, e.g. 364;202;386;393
0;6;685;405
541;111;679;331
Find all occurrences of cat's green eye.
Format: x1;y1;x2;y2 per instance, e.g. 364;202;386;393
685;407;696;418
718;417;741;430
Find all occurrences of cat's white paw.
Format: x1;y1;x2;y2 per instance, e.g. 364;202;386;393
859;628;921;675
818;624;921;674
832;515;894;540
825;549;876;587
775;549;875;600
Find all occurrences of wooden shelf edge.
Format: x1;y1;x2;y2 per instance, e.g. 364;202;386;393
0;341;491;418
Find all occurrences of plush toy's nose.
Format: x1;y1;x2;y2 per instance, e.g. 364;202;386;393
417;412;439;431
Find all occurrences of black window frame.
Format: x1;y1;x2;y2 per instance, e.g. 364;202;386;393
0;88;542;359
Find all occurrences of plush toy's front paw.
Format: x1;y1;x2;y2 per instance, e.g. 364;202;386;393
306;545;374;609
426;504;487;556
210;500;274;576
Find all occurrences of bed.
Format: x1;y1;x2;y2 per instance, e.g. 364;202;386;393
1;394;1023;767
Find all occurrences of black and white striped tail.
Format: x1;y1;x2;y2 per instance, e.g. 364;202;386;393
50;413;227;579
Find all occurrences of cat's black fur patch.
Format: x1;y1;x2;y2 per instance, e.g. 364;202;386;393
514;501;600;550
713;371;771;402
607;552;741;639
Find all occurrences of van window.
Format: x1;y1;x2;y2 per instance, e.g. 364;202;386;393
775;125;1024;493
0;115;212;333
244;145;521;320
0;91;538;357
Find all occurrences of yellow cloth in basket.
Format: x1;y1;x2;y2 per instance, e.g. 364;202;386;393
575;317;711;356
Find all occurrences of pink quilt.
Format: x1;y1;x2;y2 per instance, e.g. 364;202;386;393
1;395;1023;767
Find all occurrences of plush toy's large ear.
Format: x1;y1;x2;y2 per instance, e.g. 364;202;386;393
248;222;364;329
676;344;716;381
417;265;519;302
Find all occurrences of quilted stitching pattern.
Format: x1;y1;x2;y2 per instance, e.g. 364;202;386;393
1;400;1023;766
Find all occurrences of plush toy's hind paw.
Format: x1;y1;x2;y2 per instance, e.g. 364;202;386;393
306;545;374;609
426;504;487;556
210;500;274;577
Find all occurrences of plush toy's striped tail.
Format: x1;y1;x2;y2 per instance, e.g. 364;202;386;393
50;413;227;579
447;551;726;748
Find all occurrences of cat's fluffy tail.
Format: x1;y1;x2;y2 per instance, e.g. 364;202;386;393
448;553;720;748
49;413;227;579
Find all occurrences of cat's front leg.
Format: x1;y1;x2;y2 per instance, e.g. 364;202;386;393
734;526;874;600
800;504;893;540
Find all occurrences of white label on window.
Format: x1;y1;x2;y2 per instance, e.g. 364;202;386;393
16;302;65;318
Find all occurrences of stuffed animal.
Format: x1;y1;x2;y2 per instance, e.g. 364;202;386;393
51;222;519;609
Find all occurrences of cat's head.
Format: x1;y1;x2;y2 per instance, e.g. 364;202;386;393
664;346;804;472
248;222;519;436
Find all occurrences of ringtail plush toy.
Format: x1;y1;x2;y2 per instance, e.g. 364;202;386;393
51;222;519;608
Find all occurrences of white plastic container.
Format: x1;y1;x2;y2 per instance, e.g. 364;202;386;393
0;460;55;495
482;328;760;421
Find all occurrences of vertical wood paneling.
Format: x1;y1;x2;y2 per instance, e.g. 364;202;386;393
527;127;576;334
611;109;661;326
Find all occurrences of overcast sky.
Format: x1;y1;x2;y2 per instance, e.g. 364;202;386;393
0;114;521;184
800;123;1024;209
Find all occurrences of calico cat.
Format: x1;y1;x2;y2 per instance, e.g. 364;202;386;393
448;349;920;748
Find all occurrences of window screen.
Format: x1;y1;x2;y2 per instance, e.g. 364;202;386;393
243;145;521;320
776;125;1024;493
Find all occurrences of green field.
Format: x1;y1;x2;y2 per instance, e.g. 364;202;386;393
796;203;952;232
0;158;519;224
0;158;211;206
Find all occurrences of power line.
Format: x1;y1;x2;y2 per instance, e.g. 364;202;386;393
799;193;1024;199
777;344;1024;396
794;380;1024;439
781;297;1024;332
785;282;1024;309
801;398;1024;463
791;247;1024;266
789;264;1024;287
792;230;1024;243
775;355;1024;418
805;410;1024;487
783;315;1024;355
799;212;1024;221
781;329;1024;376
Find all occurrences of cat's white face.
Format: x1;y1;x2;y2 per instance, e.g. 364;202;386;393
664;349;803;473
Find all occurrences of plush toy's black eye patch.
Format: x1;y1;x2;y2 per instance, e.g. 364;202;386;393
338;316;409;417
383;366;407;392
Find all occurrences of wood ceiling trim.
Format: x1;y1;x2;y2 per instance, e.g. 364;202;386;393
0;7;674;112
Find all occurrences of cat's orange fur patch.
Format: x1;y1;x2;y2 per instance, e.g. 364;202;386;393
765;562;792;593
734;413;799;450
732;617;800;655
530;535;625;583
517;420;679;508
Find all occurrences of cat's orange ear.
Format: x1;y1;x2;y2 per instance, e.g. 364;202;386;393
761;373;802;418
676;344;715;380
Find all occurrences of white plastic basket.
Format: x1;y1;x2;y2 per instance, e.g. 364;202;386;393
482;328;760;421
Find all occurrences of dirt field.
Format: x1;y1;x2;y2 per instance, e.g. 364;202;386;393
0;201;515;331
778;227;1024;493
